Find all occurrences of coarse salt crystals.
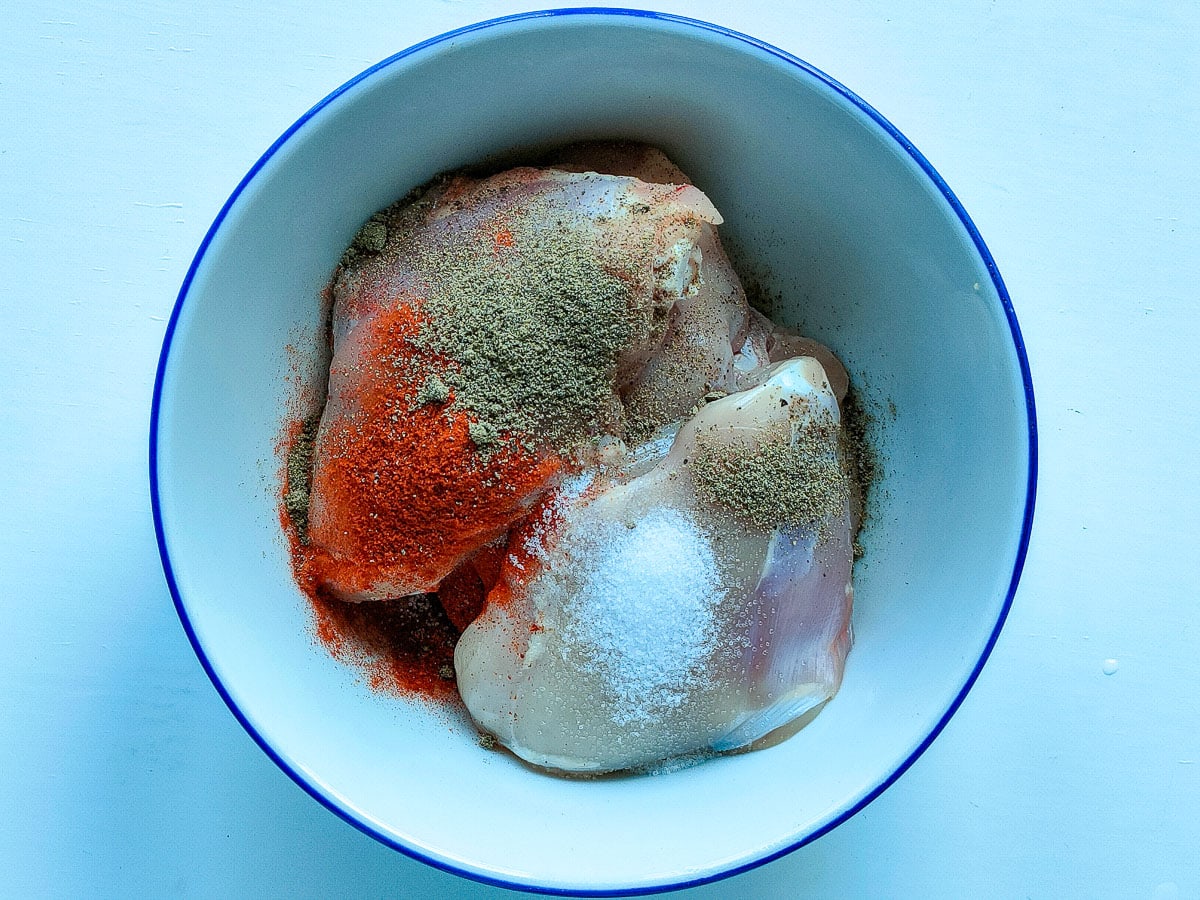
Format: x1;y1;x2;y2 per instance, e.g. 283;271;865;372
558;506;724;726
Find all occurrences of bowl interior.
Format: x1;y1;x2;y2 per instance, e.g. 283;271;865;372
154;11;1033;894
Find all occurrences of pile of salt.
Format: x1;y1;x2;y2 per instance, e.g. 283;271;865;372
557;507;724;726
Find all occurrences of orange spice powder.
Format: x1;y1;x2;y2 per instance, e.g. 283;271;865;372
300;300;561;601
281;298;562;700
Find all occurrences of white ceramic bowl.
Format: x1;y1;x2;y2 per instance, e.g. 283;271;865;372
151;9;1036;895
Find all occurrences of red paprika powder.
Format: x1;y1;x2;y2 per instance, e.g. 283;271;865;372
282;299;562;700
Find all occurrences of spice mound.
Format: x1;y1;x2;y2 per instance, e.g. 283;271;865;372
286;142;862;774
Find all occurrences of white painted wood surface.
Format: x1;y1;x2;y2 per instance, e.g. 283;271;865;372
3;1;1197;896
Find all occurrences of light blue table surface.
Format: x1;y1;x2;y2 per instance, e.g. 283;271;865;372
4;1;1197;896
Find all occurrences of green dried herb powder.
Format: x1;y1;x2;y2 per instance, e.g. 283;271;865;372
414;373;450;407
413;214;636;454
691;409;849;534
284;414;321;542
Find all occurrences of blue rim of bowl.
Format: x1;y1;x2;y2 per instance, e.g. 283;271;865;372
149;7;1037;896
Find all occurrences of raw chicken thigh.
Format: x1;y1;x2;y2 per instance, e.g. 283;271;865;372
455;358;853;773
305;162;726;601
295;142;859;773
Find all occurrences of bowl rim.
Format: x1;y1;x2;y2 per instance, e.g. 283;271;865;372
149;6;1038;896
